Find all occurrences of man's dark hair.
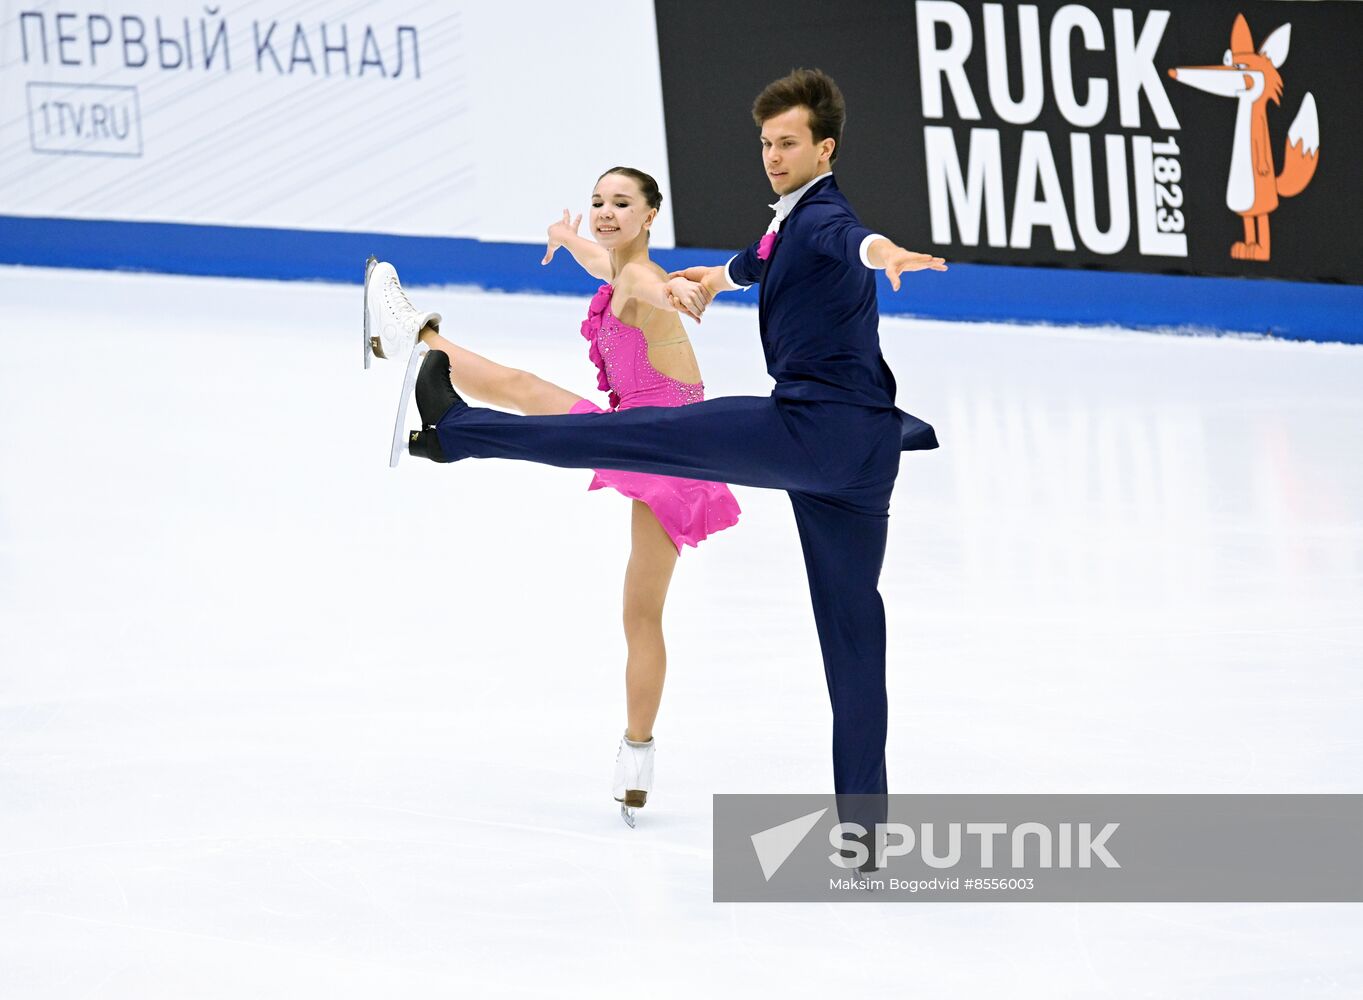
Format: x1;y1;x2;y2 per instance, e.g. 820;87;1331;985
751;68;846;163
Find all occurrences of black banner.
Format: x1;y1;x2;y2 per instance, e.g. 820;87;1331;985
655;0;1363;284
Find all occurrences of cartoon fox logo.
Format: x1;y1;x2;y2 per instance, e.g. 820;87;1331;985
1168;14;1320;262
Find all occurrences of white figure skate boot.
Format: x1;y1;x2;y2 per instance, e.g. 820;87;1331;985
362;256;441;369
613;733;656;828
363;257;444;465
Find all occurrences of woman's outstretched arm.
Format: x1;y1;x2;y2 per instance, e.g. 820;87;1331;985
542;210;613;280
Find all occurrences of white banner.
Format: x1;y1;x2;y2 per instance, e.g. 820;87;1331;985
0;1;675;246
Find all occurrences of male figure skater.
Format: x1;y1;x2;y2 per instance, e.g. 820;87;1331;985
379;69;945;816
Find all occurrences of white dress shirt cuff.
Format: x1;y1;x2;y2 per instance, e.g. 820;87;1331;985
859;233;888;268
723;255;749;290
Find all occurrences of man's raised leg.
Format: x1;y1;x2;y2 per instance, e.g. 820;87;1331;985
412;351;831;494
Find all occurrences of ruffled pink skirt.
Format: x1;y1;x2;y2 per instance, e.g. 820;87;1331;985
568;397;741;553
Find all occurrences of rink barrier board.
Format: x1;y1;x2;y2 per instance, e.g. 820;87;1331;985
0;215;1359;344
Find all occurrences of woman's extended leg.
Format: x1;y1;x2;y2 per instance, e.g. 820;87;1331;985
622;499;679;743
419;327;582;416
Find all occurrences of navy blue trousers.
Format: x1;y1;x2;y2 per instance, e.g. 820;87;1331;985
435;394;915;796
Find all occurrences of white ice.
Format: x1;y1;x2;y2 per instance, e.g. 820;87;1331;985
1;265;1360;998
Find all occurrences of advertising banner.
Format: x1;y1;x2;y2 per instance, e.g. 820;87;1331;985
656;0;1362;284
0;2;675;245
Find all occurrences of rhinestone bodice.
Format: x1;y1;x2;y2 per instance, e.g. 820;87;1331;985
581;284;705;411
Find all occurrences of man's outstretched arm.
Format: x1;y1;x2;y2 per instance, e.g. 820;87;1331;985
668;231;948;311
805;209;948;291
863;238;948;291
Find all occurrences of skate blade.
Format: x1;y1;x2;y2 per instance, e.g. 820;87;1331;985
620;804;637;828
389;341;429;468
363;255;378;370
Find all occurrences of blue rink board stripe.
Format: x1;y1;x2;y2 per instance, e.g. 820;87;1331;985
1;215;1359;343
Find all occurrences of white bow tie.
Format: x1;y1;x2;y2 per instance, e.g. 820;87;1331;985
766;200;790;234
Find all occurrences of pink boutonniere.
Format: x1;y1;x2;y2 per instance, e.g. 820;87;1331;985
757;231;777;261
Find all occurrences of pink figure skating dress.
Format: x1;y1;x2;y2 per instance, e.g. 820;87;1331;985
567;284;741;553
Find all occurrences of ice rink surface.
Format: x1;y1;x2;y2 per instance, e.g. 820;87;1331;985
2;265;1360;997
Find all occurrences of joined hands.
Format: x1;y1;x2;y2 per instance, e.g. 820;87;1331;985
665;275;712;322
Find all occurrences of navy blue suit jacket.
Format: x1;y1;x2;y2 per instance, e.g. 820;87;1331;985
730;175;897;407
728;176;938;452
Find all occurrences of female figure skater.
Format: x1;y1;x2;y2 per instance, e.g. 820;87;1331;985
363;167;739;826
